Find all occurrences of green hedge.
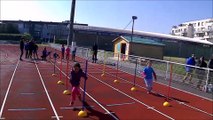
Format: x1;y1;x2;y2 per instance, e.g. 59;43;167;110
55;39;67;45
0;34;23;41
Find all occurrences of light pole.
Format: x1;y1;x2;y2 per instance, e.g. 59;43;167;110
130;16;137;54
67;0;76;46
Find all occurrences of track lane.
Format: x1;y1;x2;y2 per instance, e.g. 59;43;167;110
1;60;57;119
51;58;173;120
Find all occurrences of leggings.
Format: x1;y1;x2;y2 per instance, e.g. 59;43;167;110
71;86;81;102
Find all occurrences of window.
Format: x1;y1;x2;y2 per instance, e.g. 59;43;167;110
208;26;212;30
201;22;204;26
184;28;186;32
198;22;200;26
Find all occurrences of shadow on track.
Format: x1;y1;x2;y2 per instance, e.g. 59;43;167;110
73;101;119;120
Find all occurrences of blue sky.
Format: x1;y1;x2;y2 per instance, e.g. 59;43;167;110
1;0;212;34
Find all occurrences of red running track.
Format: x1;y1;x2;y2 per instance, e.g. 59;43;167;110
0;45;212;120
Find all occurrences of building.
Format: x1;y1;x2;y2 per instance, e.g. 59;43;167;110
1;20;213;59
0;20;87;42
171;18;213;42
113;36;165;59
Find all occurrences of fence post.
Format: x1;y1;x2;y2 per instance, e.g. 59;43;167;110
204;68;210;92
165;61;169;81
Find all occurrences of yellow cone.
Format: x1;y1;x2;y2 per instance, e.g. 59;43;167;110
114;80;119;83
52;73;57;77
131;86;137;91
163;101;170;107
57;80;64;85
63;90;71;95
78;110;87;117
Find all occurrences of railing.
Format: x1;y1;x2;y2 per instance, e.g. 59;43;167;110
49;43;213;93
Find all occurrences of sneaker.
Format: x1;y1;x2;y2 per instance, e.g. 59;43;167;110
69;101;74;106
78;96;82;101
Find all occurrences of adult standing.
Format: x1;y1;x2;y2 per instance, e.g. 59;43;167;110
196;56;207;89
19;38;25;61
182;54;196;83
92;43;98;63
208;55;213;84
25;40;29;58
33;42;39;59
28;40;34;59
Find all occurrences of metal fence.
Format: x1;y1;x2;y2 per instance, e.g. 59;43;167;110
49;43;213;93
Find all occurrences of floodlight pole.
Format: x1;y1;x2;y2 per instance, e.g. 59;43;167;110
130;16;137;54
67;0;76;46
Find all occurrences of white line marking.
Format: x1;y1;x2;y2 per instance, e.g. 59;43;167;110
50;61;119;120
107;64;213;102
105;112;115;114
88;74;175;120
8;108;46;111
20;92;36;95
0;60;19;118
60;106;94;110
180;102;213;116
35;61;60;120
106;102;135;107
51;116;63;119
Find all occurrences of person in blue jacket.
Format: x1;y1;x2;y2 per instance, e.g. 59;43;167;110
183;54;196;83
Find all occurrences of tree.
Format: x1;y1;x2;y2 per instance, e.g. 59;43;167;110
23;33;32;40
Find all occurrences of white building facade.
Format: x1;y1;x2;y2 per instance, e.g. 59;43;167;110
171;18;213;42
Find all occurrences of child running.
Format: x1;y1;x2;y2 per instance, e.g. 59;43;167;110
140;60;157;94
69;62;87;106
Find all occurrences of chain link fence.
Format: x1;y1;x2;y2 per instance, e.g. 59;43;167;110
49;43;213;93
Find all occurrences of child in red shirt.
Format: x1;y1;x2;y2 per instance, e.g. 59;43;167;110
65;46;70;60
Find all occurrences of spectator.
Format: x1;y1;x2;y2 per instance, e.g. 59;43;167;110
19;38;25;61
196;56;207;89
92;43;98;63
182;54;196;83
25;40;29;59
61;44;65;59
208;55;213;84
33;42;39;59
72;46;77;62
66;46;71;60
28;40;34;59
41;47;51;61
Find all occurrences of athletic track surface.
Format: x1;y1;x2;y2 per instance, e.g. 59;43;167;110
0;44;212;120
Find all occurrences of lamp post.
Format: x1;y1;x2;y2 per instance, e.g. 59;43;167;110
67;0;76;46
130;16;137;54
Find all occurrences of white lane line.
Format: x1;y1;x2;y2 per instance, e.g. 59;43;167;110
96;65;213;116
20;92;36;95
88;74;175;120
34;61;60;120
0;60;19;118
106;64;213;102
50;61;119;120
60;106;94;110
106;102;135;107
51;116;63;119
8;108;46;111
179;102;213;116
